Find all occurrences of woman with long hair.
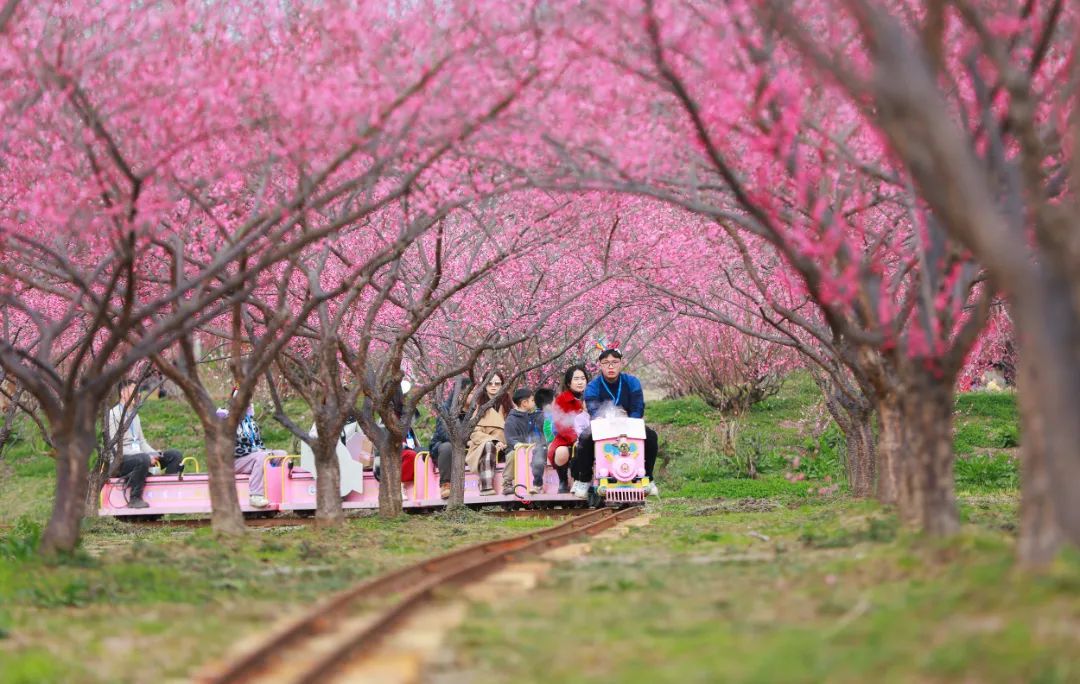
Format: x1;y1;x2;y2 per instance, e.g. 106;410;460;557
547;364;589;493
465;370;512;495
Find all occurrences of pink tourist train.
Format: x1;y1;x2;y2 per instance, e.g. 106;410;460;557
98;438;593;517
590;416;650;505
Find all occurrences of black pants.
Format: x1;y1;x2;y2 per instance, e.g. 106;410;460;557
571;427;657;483
435;443;453;485
118;449;183;499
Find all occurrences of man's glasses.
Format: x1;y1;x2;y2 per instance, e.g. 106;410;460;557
599;360;622;367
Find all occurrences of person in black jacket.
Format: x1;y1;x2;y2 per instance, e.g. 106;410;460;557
502;387;547;494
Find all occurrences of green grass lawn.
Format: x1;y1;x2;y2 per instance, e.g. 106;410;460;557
647;373;1021;500
0;512;553;683
446;497;1079;684
0;375;1031;682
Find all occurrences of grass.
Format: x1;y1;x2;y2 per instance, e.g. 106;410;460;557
0;374;1027;681
446;496;1080;684
647;373;1020;500
0;513;553;683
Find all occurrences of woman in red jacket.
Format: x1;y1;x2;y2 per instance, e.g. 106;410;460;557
547;364;589;493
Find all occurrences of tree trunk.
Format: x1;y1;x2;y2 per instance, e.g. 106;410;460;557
448;438;467;509
875;395;903;505
84;452;112;518
313;429;345;527
1016;343;1063;566
377;432;403;517
84;401;113;517
895;373;959;536
820;383;877;499
205;424;245;536
40;413;97;554
1009;250;1080;549
844;408;877;498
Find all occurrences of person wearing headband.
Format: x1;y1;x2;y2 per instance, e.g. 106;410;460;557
571;348;659;498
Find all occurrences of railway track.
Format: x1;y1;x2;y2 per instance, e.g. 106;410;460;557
116;507;592;529
197;506;641;683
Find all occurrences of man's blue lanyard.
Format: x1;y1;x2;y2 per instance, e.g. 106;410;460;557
602;376;623;405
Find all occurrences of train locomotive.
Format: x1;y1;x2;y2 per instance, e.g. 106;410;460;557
587;416;652;506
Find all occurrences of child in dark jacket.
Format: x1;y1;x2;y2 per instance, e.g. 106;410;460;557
502;387;548;494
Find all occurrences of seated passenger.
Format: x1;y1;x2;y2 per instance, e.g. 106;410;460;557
502;387;548;495
572;348;659;498
298;415;369;497
547;365;589;494
534;387;556;444
107;379;184;509
232;403;277;508
465;371;511;495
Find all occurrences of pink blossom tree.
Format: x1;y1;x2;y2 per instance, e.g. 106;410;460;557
746;0;1077;562
0;0;543;548
521;1;991;533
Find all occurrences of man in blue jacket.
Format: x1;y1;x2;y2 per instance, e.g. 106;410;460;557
571;348;659;498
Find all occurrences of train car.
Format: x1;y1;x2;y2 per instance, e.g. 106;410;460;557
99;441;584;518
589;416;652;506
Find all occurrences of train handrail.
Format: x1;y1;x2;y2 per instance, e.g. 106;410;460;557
179;456;201;479
412;451;433;500
262;454;299;505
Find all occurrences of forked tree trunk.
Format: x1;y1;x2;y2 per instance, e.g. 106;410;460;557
376;431;403;517
204;424;245;536
895;373;959;536
40;411;98;554
313;428;345;527
1016;346;1063;566
875;395;903;505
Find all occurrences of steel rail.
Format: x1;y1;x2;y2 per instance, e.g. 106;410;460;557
197;506;639;683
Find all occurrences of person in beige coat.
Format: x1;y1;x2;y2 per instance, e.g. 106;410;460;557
466;371;512;494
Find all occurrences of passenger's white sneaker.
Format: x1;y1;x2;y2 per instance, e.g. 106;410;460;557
249;495;270;508
571;481;590;499
645;482;659;496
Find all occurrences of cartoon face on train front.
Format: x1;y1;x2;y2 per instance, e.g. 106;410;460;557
598;438;645;482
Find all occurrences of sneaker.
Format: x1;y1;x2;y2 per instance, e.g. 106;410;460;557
557;480;570;494
480;488;497;496
128;497;150;509
440;483;451;499
645;482;659;496
571;481;589;499
249;495;270;508
530;483;541;495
